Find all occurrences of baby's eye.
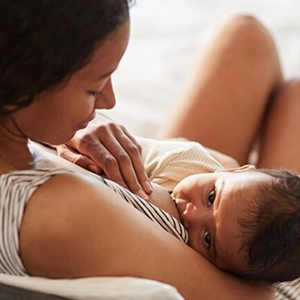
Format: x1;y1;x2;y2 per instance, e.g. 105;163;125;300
204;230;211;249
207;189;215;207
88;90;103;98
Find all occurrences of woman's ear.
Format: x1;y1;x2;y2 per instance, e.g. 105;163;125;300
214;164;256;173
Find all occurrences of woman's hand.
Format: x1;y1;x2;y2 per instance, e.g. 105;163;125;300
56;113;153;199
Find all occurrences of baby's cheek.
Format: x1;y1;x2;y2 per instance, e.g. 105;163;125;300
188;232;204;256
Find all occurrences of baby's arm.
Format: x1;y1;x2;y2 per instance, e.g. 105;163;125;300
205;147;240;169
136;136;225;191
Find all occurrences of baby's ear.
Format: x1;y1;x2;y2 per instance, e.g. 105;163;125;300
214;164;256;173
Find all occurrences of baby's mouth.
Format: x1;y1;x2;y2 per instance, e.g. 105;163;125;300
172;197;187;223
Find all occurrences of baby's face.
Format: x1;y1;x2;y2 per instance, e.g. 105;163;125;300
171;169;272;274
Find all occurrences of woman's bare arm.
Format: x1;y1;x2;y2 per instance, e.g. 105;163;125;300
19;172;274;300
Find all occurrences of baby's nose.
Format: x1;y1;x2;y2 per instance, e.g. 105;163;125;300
182;203;205;228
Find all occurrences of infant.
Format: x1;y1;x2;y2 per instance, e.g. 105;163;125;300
136;136;300;284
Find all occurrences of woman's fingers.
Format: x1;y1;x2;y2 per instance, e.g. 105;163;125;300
62;121;152;199
107;125;153;196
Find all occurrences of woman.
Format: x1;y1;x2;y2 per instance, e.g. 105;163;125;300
0;1;280;299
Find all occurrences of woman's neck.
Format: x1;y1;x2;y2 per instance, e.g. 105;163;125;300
0;118;33;172
0;140;33;172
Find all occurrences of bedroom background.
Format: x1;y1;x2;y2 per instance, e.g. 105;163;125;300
105;0;300;137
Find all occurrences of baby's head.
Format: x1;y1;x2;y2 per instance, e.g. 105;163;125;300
172;167;300;283
239;168;300;283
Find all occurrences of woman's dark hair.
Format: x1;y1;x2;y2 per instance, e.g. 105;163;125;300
0;0;133;115
237;169;300;283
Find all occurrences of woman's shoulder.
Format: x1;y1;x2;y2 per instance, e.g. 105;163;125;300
0;167;77;178
0;167;110;276
0;167;101;183
19;167;123;276
0;167;108;211
0;168;80;201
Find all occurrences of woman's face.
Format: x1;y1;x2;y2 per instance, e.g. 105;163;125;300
171;170;272;274
10;20;130;145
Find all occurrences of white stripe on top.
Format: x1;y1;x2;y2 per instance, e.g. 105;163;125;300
102;176;188;243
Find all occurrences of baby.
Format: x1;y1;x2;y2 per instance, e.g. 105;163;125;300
134;136;300;284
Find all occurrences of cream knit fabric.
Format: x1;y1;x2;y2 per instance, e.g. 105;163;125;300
136;136;225;191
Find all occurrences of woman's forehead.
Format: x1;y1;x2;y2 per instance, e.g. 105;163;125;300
76;20;130;82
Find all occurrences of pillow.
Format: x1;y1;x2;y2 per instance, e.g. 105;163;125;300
0;274;184;300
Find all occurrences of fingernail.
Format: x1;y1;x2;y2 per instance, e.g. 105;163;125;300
137;189;148;200
144;180;153;193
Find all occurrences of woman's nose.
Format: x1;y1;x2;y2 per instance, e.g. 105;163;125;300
95;78;116;109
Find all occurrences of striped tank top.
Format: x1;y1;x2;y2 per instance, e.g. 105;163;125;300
0;168;188;276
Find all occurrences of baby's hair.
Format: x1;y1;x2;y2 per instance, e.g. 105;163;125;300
238;168;300;283
0;0;134;115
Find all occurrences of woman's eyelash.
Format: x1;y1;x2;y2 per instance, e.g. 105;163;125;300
88;91;103;97
207;189;215;206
